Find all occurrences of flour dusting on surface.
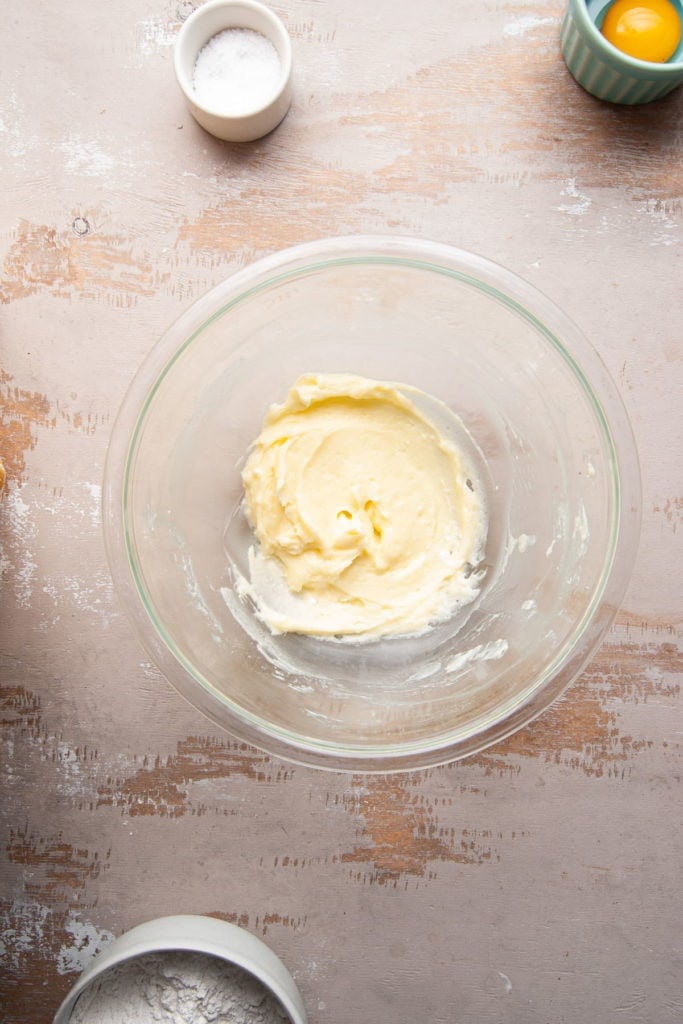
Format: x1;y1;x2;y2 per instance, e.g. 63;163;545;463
60;135;117;179
137;18;177;56
0;487;38;608
557;178;592;217
0;92;39;160
85;482;103;526
0;900;51;970
57;915;115;976
503;15;557;37
638;197;678;247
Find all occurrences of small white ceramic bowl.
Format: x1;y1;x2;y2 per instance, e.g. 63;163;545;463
174;0;293;141
53;914;307;1024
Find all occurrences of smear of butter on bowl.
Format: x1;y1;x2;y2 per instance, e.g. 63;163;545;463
444;638;509;674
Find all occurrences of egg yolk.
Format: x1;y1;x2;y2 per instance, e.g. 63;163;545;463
601;0;682;62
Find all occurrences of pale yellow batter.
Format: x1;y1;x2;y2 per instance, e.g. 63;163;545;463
240;373;487;638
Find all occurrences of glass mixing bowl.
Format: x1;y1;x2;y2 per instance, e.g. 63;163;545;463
103;236;641;772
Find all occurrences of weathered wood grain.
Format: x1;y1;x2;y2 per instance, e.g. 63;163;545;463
1;1;681;1022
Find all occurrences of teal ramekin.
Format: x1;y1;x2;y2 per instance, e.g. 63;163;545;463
561;0;683;103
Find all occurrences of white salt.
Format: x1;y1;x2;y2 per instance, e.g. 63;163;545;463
192;28;282;116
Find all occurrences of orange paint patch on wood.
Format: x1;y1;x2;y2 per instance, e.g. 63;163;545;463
0;371;113;486
616;608;682;633
6;825;109;902
0;219;164;306
175;172;363;261
0;372;53;484
55;399;110;437
206;910;308;937
338;634;680;884
477;636;681;775
341;776;498;885
259;912;305;934
96;736;285;818
207;909;252;930
0;684;43;741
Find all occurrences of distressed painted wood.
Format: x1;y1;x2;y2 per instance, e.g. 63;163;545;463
1;1;681;1022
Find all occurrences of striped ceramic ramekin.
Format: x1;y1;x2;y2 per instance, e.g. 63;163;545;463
560;0;683;103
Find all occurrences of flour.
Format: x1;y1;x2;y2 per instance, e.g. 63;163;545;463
69;950;292;1024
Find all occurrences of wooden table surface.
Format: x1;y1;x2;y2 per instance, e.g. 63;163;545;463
1;1;681;1022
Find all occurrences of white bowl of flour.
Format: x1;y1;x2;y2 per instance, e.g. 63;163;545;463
53;914;307;1024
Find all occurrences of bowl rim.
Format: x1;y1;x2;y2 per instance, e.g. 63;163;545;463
102;235;642;773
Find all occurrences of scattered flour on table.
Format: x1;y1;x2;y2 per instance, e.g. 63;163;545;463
69;951;291;1024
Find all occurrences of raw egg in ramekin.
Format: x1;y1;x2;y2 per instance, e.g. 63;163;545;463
561;0;683;102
